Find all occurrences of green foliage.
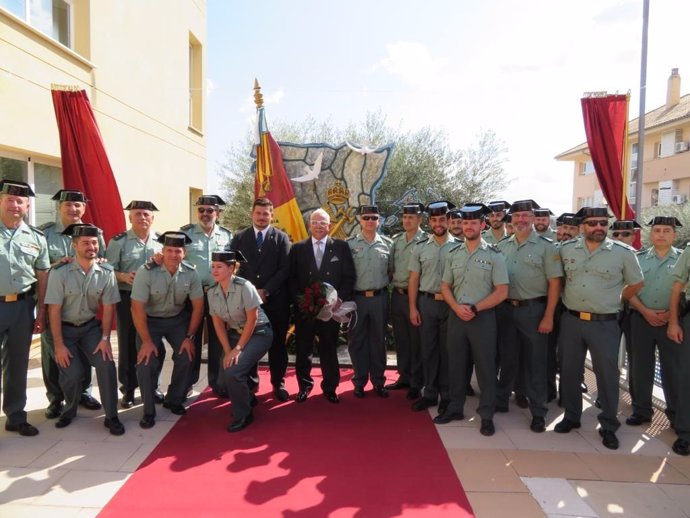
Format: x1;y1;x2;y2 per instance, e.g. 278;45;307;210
640;203;690;248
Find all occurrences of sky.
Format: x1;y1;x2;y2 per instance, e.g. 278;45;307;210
206;0;690;216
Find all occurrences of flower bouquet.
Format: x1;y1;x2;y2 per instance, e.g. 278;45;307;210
297;281;357;323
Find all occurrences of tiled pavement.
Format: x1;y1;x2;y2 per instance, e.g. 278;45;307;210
1;341;689;517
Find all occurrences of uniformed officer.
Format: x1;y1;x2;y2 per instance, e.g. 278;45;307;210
448;209;464;240
665;221;690;456
625;217;681;433
610;220;640;247
45;224;124;435
504;213;515;237
347;205;392;398
408;201;460;413
435;204;508;437
106;200;163;408
495;200;563;432
208;251;273;432
131;231;204;428
386;203;426;399
40;190;104;419
555;207;643;450
482;200;511;244
534;208;555;239
556;213;580;243
0;180;50;437
181;195;232;397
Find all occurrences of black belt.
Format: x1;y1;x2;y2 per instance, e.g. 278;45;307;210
567;309;619;321
394;288;408;295
420;291;445;301
354;289;385;298
0;285;35;303
505;296;547;307
62;318;96;328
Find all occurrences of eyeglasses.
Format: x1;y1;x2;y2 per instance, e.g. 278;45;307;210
583;220;609;227
310;220;329;227
362;216;379;222
612;231;633;238
197;207;216;214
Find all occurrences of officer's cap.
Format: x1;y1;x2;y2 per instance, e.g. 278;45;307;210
574;207;611;220
534;207;554;217
503;213;513;224
448;209;463;220
62;223;100;238
647;216;683;228
487;200;512;213
359;205;380;215
195;195;226;207
0;180;35;197
211;250;247;264
426;201;456;216
157;231;191;247
124;200;159;211
52;190;88;203
510;199;540;213
402;203;425;215
610;220;641;231
459;203;491;220
557;213;579;226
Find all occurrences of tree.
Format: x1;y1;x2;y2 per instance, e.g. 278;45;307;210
219;111;508;231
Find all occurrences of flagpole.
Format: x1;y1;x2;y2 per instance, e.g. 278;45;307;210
621;92;631;219
634;0;650;217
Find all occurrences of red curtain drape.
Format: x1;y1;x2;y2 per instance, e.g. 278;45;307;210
581;95;640;248
51;89;125;242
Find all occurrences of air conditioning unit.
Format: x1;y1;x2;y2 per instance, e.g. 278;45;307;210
672;194;687;204
675;141;689;153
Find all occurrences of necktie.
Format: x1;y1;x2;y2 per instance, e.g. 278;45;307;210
315;240;324;269
256;231;264;249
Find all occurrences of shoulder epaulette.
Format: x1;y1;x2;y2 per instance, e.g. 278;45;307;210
181;260;196;270
218;225;232;234
497;235;511;243
143;260;159;270
488;243;501;253
38;221;55;231
98;262;114;271
539;235;554;243
346;235;356;241
416;237;430;245
180;223;194;231
448;244;463;253
392;232;402;240
112;231;127;241
560;238;578;247
381;235;393;245
636;248;649;256
29;225;44;236
612;240;635;251
53;261;69;270
232;276;247;285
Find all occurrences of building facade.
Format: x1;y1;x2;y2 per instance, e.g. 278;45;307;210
0;0;207;229
556;69;690;212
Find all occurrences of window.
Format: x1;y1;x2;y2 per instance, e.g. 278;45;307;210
0;0;72;47
579;160;595;175
188;32;203;132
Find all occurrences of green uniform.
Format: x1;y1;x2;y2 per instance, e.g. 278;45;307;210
495;231;563;417
0;221;49;426
347;233;391;389
537;227;555;240
105;229;162;291
442;240;508;419
408;233;459;402
482;228;507;245
208;276;273;420
389;229;426;389
131;261;204;417
44;262;120;420
559;237;643;432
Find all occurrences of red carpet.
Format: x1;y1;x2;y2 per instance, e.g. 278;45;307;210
100;368;474;517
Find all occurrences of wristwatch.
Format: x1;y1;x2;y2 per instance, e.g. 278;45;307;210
185;334;195;341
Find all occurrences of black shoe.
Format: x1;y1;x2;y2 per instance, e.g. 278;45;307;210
554;418;581;433
530;416;546;433
599;428;619;450
295;390;310;403
139;414;155;429
480;419;495;436
406;388;421;400
228;413;254;432
45;402;63;419
384;380;409;390
55;416;72;429
515;394;529;408
374;386;389;398
273;387;290;402
438;399;450;415
104;417;125;436
594;398;602;409
466;385;476;397
324;391;340;404
167;403;186;416
433;411;464;424
672;438;690;456
5;422;39;436
495;403;509;413
250;394;258;408
79;394;102;410
353;387;366;399
411;398;437;412
154;389;165;404
120;391;135;409
626;414;652;426
581;382;588;393
212;387;228;399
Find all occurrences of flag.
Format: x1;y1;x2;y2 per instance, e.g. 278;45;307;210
254;104;307;242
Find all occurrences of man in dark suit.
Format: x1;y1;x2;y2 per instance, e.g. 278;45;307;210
289;208;355;403
230;198;292;401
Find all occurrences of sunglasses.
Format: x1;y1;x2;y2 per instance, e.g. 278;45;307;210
583;220;609;227
612;231;633;238
362;215;379;221
197;207;216;214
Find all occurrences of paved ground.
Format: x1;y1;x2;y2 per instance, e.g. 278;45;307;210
1;339;689;517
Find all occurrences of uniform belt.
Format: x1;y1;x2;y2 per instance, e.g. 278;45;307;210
394;288;408;295
62;318;96;328
354;289;385;298
229;322;272;334
505;296;547;307
420;291;445;301
567;309;619;321
0;285;35;303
